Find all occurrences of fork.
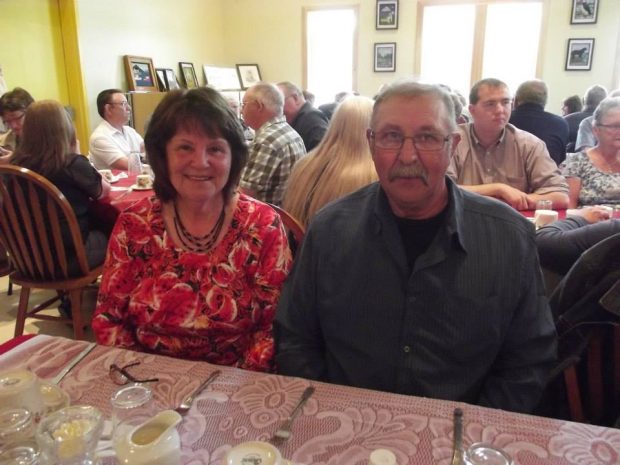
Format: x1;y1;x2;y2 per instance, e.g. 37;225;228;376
175;369;221;414
271;386;315;442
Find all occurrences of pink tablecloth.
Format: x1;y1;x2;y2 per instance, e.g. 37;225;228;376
1;335;618;465
90;172;154;227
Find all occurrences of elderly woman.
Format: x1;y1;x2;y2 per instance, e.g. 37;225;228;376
562;96;620;207
10;100;111;274
282;96;377;227
92;88;292;372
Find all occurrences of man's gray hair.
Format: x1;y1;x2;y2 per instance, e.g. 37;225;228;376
593;96;620;126
277;81;302;98
515;80;548;107
584;84;607;111
251;82;284;115
372;80;456;132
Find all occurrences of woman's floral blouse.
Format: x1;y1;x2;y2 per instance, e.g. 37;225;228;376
92;194;292;372
562;151;620;206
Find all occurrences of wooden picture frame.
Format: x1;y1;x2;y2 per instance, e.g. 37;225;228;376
376;0;398;30
123;55;158;92
155;68;168;91
236;64;262;90
565;38;595;71
179;62;199;89
570;0;598;24
163;68;181;90
374;43;396;72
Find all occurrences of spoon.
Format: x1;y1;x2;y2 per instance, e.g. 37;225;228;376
175;369;221;414
451;407;466;465
271;386;315;442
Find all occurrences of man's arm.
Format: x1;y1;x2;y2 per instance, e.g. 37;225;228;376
478;233;557;413
89;136;129;170
524;139;570;209
458;183;534;210
274;228;326;380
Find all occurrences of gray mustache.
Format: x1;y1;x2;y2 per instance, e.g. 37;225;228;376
388;164;429;185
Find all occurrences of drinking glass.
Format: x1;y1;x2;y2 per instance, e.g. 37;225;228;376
465;443;512;465
110;384;154;456
35;405;104;465
128;152;143;177
0;407;40;464
535;199;553;211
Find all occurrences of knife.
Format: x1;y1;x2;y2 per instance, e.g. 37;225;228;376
51;342;96;385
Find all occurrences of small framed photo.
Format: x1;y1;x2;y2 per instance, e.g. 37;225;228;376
123;55;158;92
155;68;168;91
163;68;181;90
570;0;598;24
565;38;595;71
376;0;398;30
236;64;262;90
179;62;199;89
374;43;396;72
204;65;241;90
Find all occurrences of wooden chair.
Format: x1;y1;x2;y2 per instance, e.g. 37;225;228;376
0;241;13;295
0;165;103;339
268;204;305;253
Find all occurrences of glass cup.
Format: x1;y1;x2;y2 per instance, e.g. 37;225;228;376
0;408;40;464
535;199;553;211
0;370;45;423
465;443;513;465
35;405;104;465
128;151;143;177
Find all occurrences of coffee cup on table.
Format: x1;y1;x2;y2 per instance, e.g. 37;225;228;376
534;209;558;229
98;169;113;182
224;441;282;465
136;174;152;189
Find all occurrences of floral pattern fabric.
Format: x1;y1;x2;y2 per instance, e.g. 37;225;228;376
561;151;620;206
92;193;292;372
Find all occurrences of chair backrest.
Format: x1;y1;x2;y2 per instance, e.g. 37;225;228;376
268;203;305;251
0;165;91;281
547;232;620;425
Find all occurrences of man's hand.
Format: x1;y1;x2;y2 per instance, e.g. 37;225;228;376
0;146;13;164
494;184;536;210
572;206;612;223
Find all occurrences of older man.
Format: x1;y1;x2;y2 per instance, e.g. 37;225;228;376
448;78;568;210
275;81;556;414
565;84;607;151
277;81;328;151
89;89;143;170
0;87;35;162
510;80;569;165
240;82;306;205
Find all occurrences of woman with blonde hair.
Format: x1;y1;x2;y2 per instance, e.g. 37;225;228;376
282;95;376;227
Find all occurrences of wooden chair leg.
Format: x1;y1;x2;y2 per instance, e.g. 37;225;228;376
564;365;585;423
14;287;31;337
69;288;85;340
7;278;13;296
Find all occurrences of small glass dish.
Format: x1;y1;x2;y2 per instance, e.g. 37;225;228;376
39;383;70;415
35;405;103;465
466;443;513;465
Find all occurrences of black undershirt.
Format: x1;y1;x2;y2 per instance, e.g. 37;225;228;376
394;207;448;271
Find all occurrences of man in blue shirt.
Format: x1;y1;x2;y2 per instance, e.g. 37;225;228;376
275;80;557;414
510;80;569;165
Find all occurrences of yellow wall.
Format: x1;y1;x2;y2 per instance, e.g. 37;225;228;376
0;0;68;102
75;0;226;131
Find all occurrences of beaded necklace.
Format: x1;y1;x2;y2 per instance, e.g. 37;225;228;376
173;202;225;252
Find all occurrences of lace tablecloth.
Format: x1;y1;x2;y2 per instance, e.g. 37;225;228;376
1;335;618;465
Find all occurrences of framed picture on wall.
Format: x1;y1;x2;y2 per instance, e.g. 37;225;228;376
376;0;398;30
374;43;396;72
570;0;598;24
565;38;594;71
204;65;241;90
179;62;199;89
155;68;168;91
236;64;262;89
123;55;158;92
163;68;181;90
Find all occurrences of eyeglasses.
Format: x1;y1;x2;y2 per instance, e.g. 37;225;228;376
241;100;257;109
109;362;159;385
109;101;130;109
597;123;620;132
2;112;25;125
369;130;451;152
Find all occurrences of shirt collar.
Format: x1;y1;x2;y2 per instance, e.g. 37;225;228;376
469;123;506;148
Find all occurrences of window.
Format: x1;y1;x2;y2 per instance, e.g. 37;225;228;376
417;1;543;98
305;7;357;106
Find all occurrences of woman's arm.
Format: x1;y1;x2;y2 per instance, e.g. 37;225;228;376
241;213;292;372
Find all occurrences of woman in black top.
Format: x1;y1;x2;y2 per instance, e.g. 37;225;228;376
10;99;111;276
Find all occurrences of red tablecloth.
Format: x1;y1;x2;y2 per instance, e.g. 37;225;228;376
520;209;567;219
1;335;618;465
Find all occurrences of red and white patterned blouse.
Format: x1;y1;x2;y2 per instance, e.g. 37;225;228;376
92;193;292;372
